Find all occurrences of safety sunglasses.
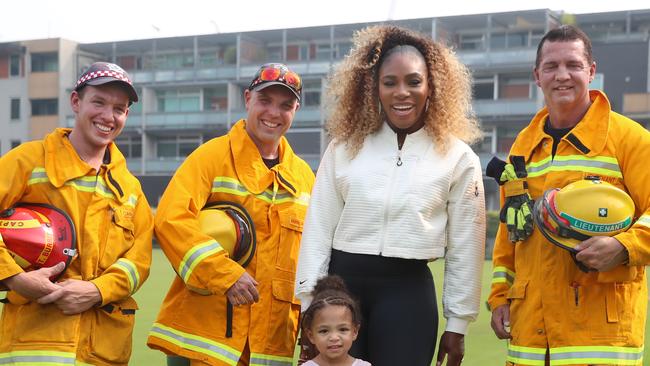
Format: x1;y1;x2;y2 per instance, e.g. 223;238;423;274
255;64;302;91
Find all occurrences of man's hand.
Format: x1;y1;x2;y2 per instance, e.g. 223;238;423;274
3;262;65;299
37;279;102;315
436;331;465;366
574;236;629;271
226;272;259;306
491;304;512;340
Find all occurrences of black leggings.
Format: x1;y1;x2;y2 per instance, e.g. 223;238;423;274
329;249;438;366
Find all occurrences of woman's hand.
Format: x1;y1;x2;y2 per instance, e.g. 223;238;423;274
436;331;464;366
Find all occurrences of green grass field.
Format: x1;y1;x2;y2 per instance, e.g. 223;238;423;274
131;250;650;365
2;249;649;365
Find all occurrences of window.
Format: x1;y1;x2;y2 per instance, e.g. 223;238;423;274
115;136;142;158
178;138;199;157
300;45;310;61
499;74;532;99
286;45;299;61
315;44;332;60
155;53;194;69
287;44;310;61
116;55;137;70
460;34;484;50
10;98;20;120
31;52;58;72
334;42;352;59
473;79;495;100
530;30;544;47
267;46;282;61
285;131;321;155
31;99;58;116
490;33;506;49
157;138;177;158
128;88;143;114
156;135;201;158
497;126;520;153
10;55;20;76
157;90;201;112
11;140;21;149
199;50;221;66
204;86;228;111
472;130;495;154
302;79;321;107
507;32;527;48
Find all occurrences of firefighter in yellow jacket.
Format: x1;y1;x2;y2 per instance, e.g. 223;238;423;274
148;63;315;366
488;25;650;365
0;62;153;365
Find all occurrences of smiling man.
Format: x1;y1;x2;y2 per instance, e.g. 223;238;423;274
148;63;315;366
0;62;153;366
489;25;650;366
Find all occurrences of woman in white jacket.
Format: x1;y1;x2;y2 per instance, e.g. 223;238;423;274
295;25;486;366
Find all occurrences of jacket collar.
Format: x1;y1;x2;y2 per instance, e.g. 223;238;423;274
229;119;301;196
44;128;130;202
378;121;429;145
511;90;611;160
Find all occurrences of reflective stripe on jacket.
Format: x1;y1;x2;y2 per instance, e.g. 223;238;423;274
0;128;154;366
147;120;315;365
488;91;650;365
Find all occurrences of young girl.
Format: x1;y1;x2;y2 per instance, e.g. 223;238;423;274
301;276;371;366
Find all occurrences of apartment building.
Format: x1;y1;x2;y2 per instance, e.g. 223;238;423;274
1;9;649;208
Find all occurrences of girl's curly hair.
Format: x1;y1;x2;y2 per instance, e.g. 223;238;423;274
301;275;361;332
325;25;481;157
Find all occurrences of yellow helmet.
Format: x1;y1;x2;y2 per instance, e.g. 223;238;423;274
198;201;256;267
533;178;635;253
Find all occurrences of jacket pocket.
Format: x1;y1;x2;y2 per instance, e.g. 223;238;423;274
277;206;306;273
589;282;640;342
505;280;529;342
596;265;638;283
10;302;81;345
506;280;528;300
89;296;138;364
99;203;136;269
268;279;301;354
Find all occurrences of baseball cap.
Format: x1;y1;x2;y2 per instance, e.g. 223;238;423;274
248;63;302;102
74;62;138;104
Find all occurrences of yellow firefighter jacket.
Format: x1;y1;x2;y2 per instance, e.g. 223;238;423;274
147;120;315;366
488;91;650;365
0;128;153;366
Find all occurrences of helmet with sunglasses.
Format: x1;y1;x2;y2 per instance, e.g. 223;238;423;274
533;178;635;253
0;203;77;281
198;201;256;268
248;63;302;102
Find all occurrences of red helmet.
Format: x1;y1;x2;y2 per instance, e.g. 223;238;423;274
0;203;77;280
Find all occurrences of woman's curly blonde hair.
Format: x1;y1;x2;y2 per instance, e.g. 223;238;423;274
326;25;481;157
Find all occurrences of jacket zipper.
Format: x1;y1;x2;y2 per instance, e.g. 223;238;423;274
379;144;404;254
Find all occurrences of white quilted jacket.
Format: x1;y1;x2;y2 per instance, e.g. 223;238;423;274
295;123;486;334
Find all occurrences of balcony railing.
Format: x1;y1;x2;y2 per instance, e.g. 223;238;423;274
473;98;539;117
126;111;230;130
126;158;183;174
130;61;333;85
458;48;536;68
131;66;238;84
